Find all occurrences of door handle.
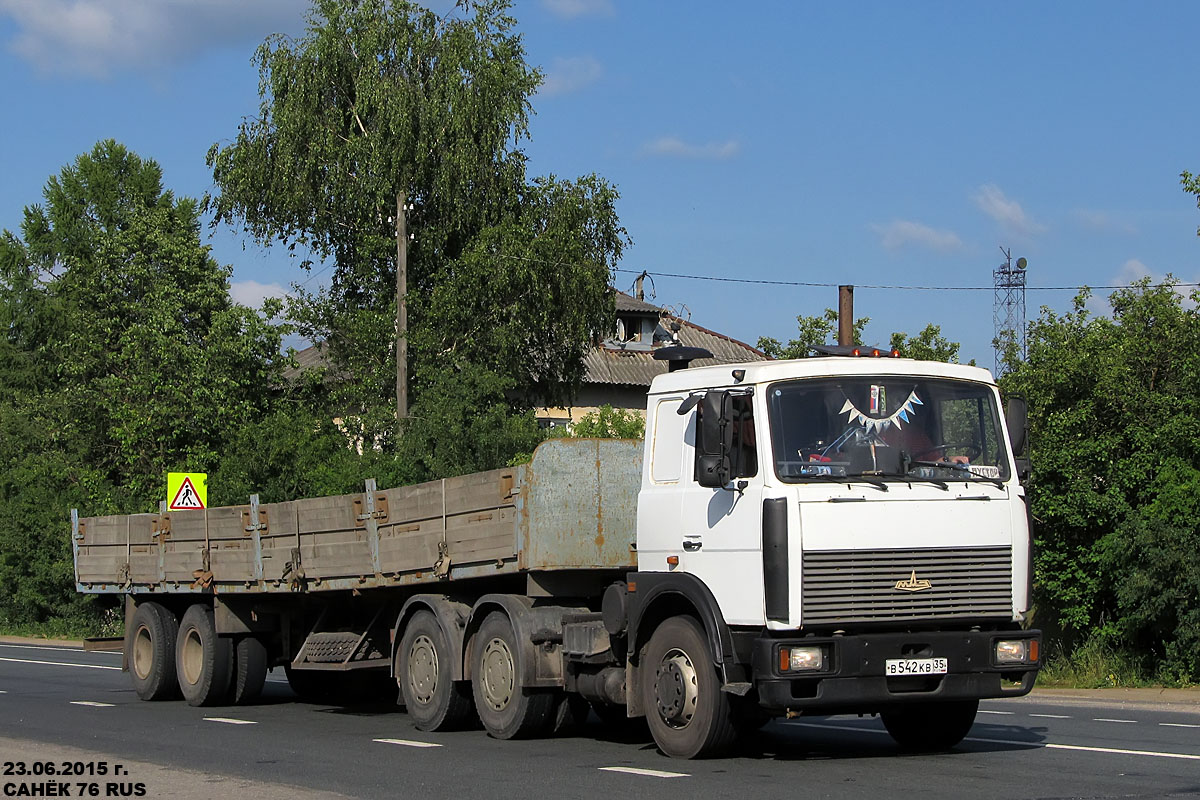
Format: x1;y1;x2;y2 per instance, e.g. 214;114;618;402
682;541;702;551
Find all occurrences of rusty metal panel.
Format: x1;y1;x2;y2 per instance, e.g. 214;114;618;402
522;438;640;570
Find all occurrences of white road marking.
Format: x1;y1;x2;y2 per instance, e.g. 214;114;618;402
1029;713;1071;719
785;721;1200;761
70;701;115;707
373;738;441;748
0;657;120;671
0;644;90;653
0;690;7;694
204;717;257;725
598;767;689;779
1044;743;1200;761
1093;718;1137;723
979;710;1014;715
1160;722;1200;729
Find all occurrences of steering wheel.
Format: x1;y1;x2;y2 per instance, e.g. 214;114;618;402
922;442;982;461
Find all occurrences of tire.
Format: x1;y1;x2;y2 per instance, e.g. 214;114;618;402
471;611;555;739
398;610;474;731
881;699;979;751
176;604;233;707
230;636;268;705
128;602;180;701
641;615;738;759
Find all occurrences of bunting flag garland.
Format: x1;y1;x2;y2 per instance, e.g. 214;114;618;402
840;390;922;433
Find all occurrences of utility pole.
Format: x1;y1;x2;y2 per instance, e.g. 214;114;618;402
396;190;408;424
838;285;854;346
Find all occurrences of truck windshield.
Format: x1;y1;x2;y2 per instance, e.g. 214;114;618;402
766;377;1010;484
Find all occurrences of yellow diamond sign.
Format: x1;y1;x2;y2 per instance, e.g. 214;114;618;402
167;473;207;511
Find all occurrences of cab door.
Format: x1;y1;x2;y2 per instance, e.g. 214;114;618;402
676;390;766;626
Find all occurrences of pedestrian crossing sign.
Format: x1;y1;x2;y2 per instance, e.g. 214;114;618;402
167;473;207;511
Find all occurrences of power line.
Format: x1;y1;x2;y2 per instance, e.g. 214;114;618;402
612;267;1200;293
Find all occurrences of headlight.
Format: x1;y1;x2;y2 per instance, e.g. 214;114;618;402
995;639;1038;664
779;645;825;672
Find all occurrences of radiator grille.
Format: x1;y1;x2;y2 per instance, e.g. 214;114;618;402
801;546;1012;624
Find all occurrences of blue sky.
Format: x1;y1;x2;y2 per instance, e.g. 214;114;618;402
2;0;1199;368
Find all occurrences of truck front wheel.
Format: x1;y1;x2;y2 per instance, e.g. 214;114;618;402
641;616;737;758
129;602;180;701
176;604;233;706
398;610;474;731
881;699;978;751
471;611;554;739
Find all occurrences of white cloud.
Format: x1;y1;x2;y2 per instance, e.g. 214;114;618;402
539;56;602;97
541;0;613;19
872;220;962;253
230;279;289;310
1072;209;1137;235
972;184;1046;237
641;136;740;160
0;0;306;78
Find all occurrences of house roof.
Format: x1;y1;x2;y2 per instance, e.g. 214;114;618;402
282;289;768;386
588;298;768;387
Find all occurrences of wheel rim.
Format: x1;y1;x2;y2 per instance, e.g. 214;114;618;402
407;634;439;705
132;625;153;680
480;636;515;712
654;647;699;729
181;628;204;686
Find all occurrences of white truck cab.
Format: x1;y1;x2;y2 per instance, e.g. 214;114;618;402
623;352;1039;756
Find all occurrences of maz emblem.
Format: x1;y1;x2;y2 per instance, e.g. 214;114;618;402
894;570;932;592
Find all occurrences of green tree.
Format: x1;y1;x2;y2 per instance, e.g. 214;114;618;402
890;323;973;364
207;0;625;455
1000;279;1200;678
757;308;870;358
0;141;286;624
560;404;646;439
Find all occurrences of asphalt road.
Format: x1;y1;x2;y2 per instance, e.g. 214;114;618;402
2;641;1199;800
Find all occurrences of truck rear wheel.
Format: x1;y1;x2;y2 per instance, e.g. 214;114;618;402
176;604;233;706
230;636;268;705
641;615;737;759
881;699;978;751
129;602;180;701
398;610;474;731
471;611;554;739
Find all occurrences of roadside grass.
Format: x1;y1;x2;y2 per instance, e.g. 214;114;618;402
1035;638;1196;689
0;609;123;641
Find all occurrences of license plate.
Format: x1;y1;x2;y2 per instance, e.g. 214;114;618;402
885;657;948;676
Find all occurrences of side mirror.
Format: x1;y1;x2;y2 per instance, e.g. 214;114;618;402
696;390;734;488
1005;395;1028;457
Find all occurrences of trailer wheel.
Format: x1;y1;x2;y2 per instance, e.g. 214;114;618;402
176;604;233;706
881;699;978;751
230;636;268;705
128;602;180;701
398;611;474;731
471;611;554;739
641;616;737;759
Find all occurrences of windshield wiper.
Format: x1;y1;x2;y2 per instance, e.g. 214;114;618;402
801;473;889;492
907;460;1005;489
903;474;949;490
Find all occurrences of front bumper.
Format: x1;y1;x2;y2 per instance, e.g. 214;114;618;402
752;629;1040;713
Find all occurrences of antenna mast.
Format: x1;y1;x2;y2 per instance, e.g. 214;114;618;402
992;247;1028;376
